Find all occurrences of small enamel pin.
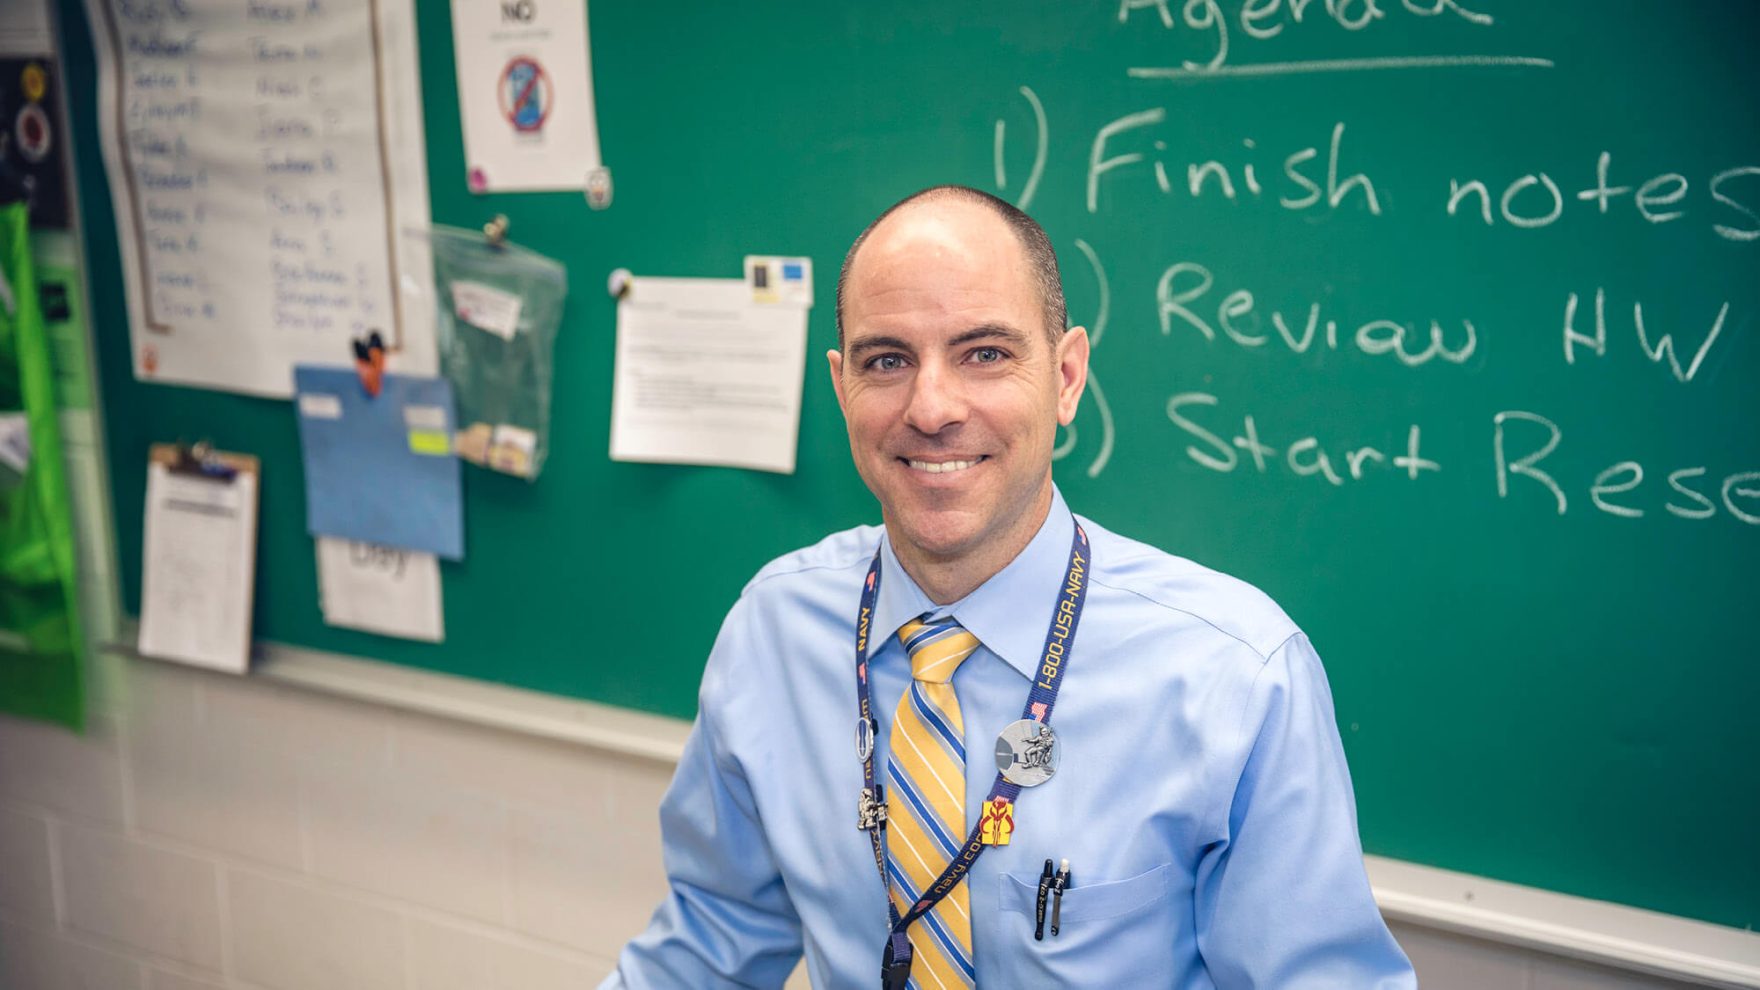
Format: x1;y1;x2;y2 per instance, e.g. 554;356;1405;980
978;796;1015;846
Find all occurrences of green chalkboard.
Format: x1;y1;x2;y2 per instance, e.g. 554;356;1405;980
62;0;1757;931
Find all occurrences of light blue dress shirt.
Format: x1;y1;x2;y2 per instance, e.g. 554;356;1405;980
603;488;1414;989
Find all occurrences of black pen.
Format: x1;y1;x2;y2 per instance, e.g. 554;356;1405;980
1033;858;1054;940
1050;859;1071;936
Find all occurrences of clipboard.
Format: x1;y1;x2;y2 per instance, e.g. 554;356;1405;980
137;442;261;673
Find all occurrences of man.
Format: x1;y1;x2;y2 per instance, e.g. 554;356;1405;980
603;187;1415;988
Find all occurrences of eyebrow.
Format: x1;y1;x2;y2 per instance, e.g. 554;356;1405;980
844;334;913;361
949;323;1031;348
845;323;1032;361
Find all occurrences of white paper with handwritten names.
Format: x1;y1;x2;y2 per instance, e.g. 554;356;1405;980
85;0;437;398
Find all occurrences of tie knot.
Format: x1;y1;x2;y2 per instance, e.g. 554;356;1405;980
897;615;980;684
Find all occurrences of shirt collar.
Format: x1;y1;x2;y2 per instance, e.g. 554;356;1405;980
871;485;1075;682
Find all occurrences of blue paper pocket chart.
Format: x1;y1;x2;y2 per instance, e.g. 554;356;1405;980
293;366;464;560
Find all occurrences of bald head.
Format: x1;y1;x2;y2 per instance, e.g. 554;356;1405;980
834;186;1067;348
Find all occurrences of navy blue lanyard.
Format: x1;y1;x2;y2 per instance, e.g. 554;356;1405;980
853;520;1090;985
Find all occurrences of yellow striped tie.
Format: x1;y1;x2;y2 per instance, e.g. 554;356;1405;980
888;615;980;989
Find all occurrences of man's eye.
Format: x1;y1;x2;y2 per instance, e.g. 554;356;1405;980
971;347;1003;363
870;355;906;371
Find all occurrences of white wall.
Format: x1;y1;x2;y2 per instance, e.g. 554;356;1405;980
0;651;1716;990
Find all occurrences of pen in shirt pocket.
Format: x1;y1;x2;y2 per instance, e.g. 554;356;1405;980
1050;859;1071;936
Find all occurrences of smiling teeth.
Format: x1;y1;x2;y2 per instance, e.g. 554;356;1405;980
908;458;981;473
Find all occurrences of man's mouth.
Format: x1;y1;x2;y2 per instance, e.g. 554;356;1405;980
902;456;988;474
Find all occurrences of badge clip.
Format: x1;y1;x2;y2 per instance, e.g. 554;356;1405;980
855;716;877;762
857;785;888;832
881;934;912;990
168;439;237;482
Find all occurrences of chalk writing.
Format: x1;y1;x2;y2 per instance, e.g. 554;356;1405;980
1563;289;1729;384
1167;392;1439;485
989;13;1750;537
1493;412;1758;524
1117;0;1497;74
1089;115;1379;215
1448;152;1760;240
1155;261;1475;368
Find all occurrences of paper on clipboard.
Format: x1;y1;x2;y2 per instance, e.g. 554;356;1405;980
137;445;260;674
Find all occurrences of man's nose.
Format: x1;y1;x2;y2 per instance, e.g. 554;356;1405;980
902;360;968;435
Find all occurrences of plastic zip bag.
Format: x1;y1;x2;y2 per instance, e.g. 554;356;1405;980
424;224;568;479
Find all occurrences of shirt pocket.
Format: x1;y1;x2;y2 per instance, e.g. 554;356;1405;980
989;863;1180;986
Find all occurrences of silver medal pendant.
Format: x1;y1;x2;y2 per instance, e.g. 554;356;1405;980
994;719;1059;786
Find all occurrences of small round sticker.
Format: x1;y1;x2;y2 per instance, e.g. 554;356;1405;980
994;719;1059;787
15;104;50;163
22;63;46;103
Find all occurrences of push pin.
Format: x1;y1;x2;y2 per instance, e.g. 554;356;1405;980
483;214;509;248
607;267;633;301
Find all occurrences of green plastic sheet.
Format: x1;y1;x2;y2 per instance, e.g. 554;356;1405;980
0;202;85;730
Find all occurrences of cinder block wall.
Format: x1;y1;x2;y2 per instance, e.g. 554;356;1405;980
0;655;1703;990
0;656;668;990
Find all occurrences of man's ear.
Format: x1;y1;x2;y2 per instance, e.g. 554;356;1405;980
827;349;848;414
1054;328;1090;426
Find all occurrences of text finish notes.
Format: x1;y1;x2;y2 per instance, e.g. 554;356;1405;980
86;0;436;397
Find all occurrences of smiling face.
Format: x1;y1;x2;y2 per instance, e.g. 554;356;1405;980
830;198;1088;592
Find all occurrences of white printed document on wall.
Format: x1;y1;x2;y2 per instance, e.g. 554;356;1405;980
610;262;812;474
315;538;443;642
137;445;260;674
451;0;606;194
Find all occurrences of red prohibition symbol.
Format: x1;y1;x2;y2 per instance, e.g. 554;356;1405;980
498;56;551;133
